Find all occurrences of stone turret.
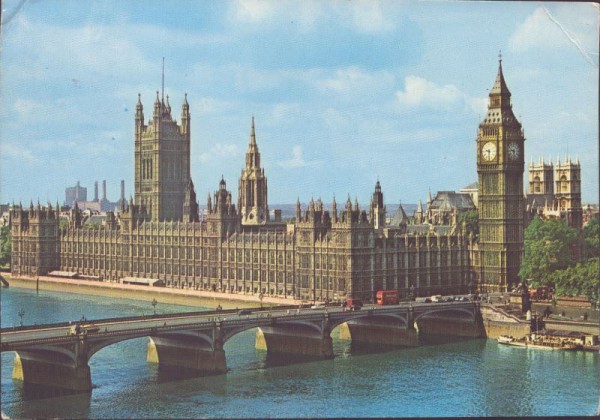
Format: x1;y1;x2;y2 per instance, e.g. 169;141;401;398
238;117;269;226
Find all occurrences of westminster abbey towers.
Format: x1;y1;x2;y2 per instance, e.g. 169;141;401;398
477;58;525;293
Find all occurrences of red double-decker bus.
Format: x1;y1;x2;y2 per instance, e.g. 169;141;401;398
376;290;399;305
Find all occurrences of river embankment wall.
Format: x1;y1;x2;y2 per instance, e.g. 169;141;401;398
479;304;531;338
3;275;303;310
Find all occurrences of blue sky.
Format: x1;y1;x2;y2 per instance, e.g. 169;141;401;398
1;1;598;207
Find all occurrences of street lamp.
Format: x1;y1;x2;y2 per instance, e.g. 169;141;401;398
17;308;25;327
259;293;264;309
151;298;158;315
409;284;415;301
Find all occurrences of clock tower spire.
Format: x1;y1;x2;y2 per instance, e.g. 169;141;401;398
476;56;525;293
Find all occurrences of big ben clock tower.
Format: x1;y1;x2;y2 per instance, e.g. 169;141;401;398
477;55;525;293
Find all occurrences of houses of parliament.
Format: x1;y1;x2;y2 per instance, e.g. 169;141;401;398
9;60;584;300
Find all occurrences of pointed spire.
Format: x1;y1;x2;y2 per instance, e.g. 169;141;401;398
161;57;165;105
490;51;511;97
250;115;256;146
296;197;301;221
153;90;161;117
183;92;189;107
354;197;359;212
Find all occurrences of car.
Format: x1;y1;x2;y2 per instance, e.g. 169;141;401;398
311;304;326;310
238;309;252;315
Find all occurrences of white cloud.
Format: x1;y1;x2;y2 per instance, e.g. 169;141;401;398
317;66;395;97
270;102;301;122
229;0;398;33
0;144;36;163
13;98;44;116
396;76;486;114
277;145;321;168
345;0;395;33
198;143;240;163
509;5;598;65
230;0;278;23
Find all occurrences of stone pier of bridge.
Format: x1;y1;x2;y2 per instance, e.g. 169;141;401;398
255;317;334;358
12;339;93;392
146;324;227;375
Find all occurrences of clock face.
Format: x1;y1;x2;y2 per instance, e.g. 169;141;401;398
482;142;497;161
507;142;520;161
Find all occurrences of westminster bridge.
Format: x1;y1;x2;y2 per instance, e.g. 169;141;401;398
0;301;484;392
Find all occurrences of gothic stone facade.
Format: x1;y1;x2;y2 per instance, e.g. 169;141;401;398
15;66;537;301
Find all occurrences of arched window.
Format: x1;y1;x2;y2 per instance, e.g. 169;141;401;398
534;176;541;193
560;175;568;192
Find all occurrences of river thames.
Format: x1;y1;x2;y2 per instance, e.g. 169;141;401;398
1;286;598;418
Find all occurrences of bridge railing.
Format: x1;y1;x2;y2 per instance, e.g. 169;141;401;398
0;304;310;333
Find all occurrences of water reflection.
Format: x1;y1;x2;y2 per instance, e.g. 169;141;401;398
2;287;598;418
9;381;92;419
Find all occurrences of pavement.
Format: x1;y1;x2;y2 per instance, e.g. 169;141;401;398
6;274;305;308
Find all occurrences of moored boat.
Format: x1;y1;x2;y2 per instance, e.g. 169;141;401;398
497;334;582;351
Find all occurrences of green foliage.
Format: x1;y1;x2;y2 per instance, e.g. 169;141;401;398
519;217;579;285
83;222;103;230
583;218;600;260
458;210;478;236
0;225;11;267
548;258;599;304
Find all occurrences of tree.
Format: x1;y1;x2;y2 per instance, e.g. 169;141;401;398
519;217;579;286
583;218;600;260
0;225;11;267
548;258;599;304
458;210;479;237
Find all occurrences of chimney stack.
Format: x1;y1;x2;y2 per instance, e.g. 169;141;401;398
94;181;99;202
120;180;125;202
102;180;107;201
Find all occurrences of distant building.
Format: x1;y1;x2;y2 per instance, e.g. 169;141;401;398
526;156;582;228
68;179;126;213
459;182;478;207
65;181;87;208
424;191;476;226
582;204;599;226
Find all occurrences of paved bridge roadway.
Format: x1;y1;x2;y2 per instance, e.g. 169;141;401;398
1;301;483;393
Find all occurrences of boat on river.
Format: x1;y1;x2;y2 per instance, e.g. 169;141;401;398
497;334;582;351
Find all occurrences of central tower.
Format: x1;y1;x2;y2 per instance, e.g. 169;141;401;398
477;57;525;293
238;117;269;225
134;91;191;222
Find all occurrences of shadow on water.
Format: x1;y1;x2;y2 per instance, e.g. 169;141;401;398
348;341;413;355
13;381;92;401
9;381;92;419
418;334;484;346
151;364;227;384
260;352;329;369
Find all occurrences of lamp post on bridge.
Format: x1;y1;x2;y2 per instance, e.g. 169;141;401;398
151;298;158;316
17;308;25;327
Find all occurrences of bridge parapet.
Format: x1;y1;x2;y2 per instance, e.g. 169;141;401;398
2;302;483;393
